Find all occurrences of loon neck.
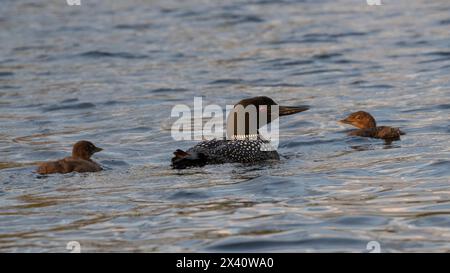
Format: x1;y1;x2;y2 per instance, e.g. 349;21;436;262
231;134;260;140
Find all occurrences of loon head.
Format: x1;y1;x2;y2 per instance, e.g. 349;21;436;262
340;111;377;129
72;140;103;160
226;96;309;139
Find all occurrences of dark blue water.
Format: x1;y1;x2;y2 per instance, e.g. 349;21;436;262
0;0;449;252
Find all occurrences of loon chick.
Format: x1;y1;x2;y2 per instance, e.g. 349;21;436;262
340;111;405;140
37;141;103;174
171;96;309;169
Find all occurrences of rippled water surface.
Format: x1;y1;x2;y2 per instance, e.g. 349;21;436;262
1;0;450;252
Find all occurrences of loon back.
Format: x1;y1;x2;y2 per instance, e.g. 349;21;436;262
348;126;405;140
171;137;279;169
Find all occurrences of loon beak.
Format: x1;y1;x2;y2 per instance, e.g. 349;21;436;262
339;118;352;125
279;105;310;116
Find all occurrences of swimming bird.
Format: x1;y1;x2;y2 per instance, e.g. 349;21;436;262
171;96;309;169
340;111;405;140
36;140;103;174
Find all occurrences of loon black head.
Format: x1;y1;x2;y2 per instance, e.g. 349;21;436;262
226;96;309;139
340;111;377;129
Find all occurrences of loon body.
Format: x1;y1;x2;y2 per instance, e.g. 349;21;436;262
37;141;103;174
171;96;309;169
173;136;279;168
340;111;405;140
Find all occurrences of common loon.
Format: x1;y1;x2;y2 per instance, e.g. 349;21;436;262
36;141;103;174
340;111;405;140
171;96;309;169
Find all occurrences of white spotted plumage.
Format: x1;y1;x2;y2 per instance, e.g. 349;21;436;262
186;136;279;164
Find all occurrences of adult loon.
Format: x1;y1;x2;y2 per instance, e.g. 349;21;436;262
340;111;405;140
171;96;309;169
36;141;103;174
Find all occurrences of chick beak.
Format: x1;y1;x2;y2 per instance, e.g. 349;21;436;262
94;147;103;153
339;118;352;125
279;105;310;116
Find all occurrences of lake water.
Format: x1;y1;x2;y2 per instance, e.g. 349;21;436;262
0;0;449;252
